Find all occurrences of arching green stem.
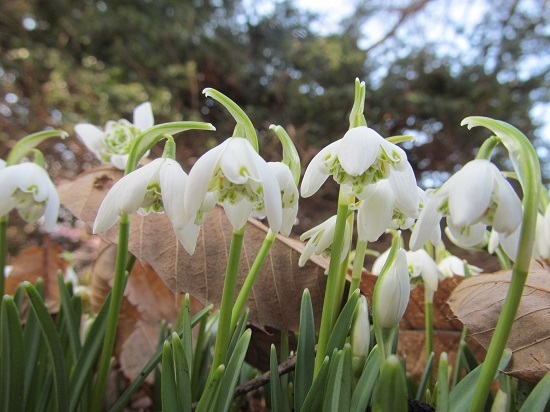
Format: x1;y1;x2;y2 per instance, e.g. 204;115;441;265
203;88;258;151
6;129;67;166
463;117;540;412
230;230;276;331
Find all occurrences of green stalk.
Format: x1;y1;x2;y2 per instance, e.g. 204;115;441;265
210;229;245;374
91;214;130;411
0;216;6;298
463;117;540;412
348;240;367;298
314;194;351;375
230;230;275;331
425;300;434;363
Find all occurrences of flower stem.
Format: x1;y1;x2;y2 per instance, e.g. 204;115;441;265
230;230;275;332
464;117;540;412
210;228;245;374
314;195;351;375
425;300;434;358
0;215;6;298
91;214;130;411
349;240;367;297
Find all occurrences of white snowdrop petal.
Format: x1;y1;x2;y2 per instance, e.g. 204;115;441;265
447;160;494;227
133;102;154;130
410;196;444;250
185;141;227;217
223;200;253;231
300;142;337;198
492;174;522;234
160;159;189;228
357;181;395;242
337;127;380;176
75;124;105;154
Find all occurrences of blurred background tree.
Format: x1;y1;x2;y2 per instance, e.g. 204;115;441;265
0;0;548;232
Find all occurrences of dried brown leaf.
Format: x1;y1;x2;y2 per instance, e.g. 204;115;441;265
58;166;327;332
91;243;183;383
5;241;67;312
448;260;550;382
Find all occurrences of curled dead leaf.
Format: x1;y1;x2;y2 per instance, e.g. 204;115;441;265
448;260;550;382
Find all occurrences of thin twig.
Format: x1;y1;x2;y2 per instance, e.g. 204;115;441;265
234;354;297;397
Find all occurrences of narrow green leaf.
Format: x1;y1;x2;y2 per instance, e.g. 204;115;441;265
461;342;479;373
350;345;381;412
68;293;111;412
22;299;44;408
108;304;213;412
226;308;248;364
294;289;315;412
373;355;408;412
161;341;179;412
449;348;512;412
335;343;353;411
196;365;225;412
325;289;359;356
172;333;192;410
301;356;331;412
57;273;81;363
415;351;435;400
437;352;449;412
24;282;68;412
181;294;194;376
216;329;252;412
519;371;550;412
270;344;284;412
1;296;25;411
192;316;209;401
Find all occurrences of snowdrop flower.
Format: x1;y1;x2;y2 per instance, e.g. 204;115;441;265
298;215;351;267
438;255;482;278
373;248;440;302
75;102;154;170
0;162;59;231
410;159;522;251
351;295;370;359
357;163;420;242
267;162;298;236
185;137;282;233
407;249;440;303
94;157;200;254
373;248;410;329
301;126;409;198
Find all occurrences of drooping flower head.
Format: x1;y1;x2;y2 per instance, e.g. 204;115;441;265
410;159;522;251
0;162;59;232
185;137;282;233
298;215;352;267
94;156;200;254
373;248;410;329
267;162;298;236
437;255;482;278
75;102;154;170
301;126;409;198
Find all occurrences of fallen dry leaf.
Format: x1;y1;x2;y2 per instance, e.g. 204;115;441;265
58;166;328;333
91;242;184;384
5;241;67;313
448;260;550;382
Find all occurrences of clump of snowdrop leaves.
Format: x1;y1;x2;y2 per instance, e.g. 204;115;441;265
301;126;409;198
410;159;522;251
0;162;59;232
93;153;200;254
75;102;154;170
185;136;282;234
